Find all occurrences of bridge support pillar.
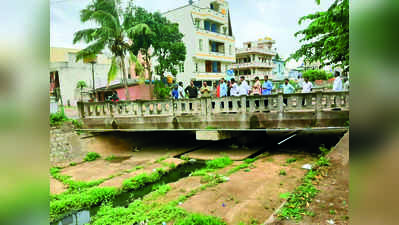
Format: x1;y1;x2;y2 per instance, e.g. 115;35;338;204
196;130;236;141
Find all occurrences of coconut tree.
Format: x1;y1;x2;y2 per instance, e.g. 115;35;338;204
73;0;132;100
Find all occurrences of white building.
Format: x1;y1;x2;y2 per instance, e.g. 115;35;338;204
49;47;116;106
163;0;236;86
230;37;277;83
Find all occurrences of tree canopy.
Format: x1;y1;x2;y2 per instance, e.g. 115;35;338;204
290;0;349;71
73;0;131;98
125;6;186;79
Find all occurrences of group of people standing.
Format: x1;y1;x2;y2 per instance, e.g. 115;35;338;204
171;75;275;100
171;71;349;100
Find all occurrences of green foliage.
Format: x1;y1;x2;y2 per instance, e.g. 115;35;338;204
71;119;83;129
76;80;87;89
277;155;332;221
302;70;331;82
180;155;190;161
122;168;166;191
206;157;233;169
279;170;287;176
49;111;69;126
319;146;331;156
84;152;101;162
69;162;77;166
91;199;225;225
174;213;226;225
50;186;119;222
125;7;186;79
286;158;297;164
152;184;171;196
153;80;171;99
290;0;349;70
105;155;117;161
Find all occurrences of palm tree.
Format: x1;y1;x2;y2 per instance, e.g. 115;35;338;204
73;0;131;100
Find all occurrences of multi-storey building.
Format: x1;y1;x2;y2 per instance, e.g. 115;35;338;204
163;0;236;86
230;37;277;83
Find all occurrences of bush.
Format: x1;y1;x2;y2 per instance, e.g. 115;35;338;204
84;152;101;162
302;70;331;82
49;111;69;126
153;80;171;99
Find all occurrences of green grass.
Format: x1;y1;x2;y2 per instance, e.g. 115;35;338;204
277;155;331;221
279;170;287;176
122;168;166;191
105;155;117;161
286;158;297;164
84;152;101;162
206;156;233;169
50;186;119;222
90;200;226;225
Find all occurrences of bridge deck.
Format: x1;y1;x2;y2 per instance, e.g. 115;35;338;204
78;91;349;130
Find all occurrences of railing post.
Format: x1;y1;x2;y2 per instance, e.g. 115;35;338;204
77;101;85;118
278;93;284;113
240;96;247;112
201;97;208;121
315;91;322;113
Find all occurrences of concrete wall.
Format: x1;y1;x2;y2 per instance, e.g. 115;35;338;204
115;84;152;101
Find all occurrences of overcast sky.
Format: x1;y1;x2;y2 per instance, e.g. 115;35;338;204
50;0;334;67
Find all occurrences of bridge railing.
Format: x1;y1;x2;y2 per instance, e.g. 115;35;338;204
77;91;349;119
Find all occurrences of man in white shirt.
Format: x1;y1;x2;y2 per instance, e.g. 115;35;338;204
333;71;343;91
230;78;240;96
301;77;313;106
302;77;313;93
238;76;250;96
178;81;185;99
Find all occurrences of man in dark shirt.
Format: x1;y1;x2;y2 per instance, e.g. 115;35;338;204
185;80;198;98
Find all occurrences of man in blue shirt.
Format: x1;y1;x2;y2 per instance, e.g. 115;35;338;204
219;78;228;97
282;79;295;106
171;85;179;99
262;75;273;95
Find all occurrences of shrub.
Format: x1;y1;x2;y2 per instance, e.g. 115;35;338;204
279;170;287;176
84;152;101;162
153;80;171;99
302;70;330;82
206;157;233;169
71;119;83;129
49;111;69;126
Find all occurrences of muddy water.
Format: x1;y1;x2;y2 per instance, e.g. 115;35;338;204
52;160;205;225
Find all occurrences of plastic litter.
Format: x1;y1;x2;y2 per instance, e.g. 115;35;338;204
178;202;183;205
189;159;197;162
162;222;166;225
222;203;226;207
327;219;335;224
301;164;312;170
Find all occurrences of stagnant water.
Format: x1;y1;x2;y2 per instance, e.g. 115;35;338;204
52;129;346;225
52;160;205;225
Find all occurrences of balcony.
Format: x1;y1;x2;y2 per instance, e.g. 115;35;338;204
195;72;225;80
195;27;234;42
192;7;227;24
230;62;275;69
236;47;276;56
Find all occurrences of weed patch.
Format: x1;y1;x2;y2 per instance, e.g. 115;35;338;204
84;152;101;162
277;154;331;221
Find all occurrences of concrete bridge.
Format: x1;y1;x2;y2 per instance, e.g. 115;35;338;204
77;91;349;132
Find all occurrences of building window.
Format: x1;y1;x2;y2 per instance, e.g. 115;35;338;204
229;45;232;55
205;60;221;73
204;21;210;31
199;39;203;51
195;63;198;72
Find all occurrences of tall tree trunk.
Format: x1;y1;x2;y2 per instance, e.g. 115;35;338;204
121;55;130;100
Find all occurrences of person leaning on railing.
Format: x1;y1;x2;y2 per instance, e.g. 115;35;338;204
282;78;295;106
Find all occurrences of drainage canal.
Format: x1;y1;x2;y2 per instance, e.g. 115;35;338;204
52;160;205;225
